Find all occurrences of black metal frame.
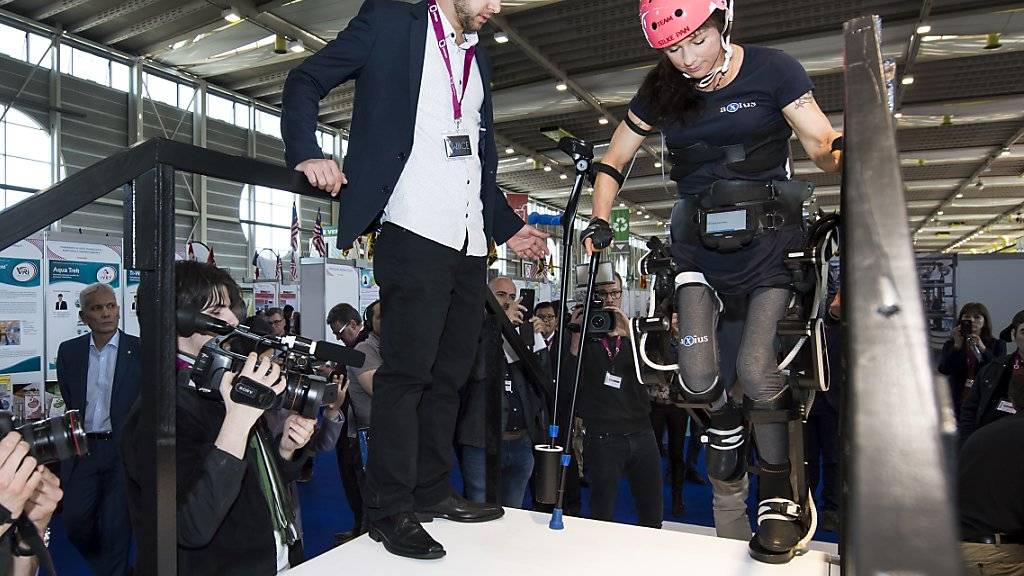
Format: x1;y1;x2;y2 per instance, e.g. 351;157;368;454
842;16;961;575
0;137;328;576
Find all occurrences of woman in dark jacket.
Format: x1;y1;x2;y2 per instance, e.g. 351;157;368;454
938;302;1006;419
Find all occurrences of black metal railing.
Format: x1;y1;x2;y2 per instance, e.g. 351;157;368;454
842;16;961;575
0;137;328;576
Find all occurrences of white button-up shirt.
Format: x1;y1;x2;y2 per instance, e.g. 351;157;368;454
384;8;487;257
85;330;119;433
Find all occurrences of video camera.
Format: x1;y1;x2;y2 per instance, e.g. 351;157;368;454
633;236;677;334
0;410;89;465
176;310;365;419
575;262;616;335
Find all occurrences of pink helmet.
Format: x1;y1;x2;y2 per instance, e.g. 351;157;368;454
639;0;730;50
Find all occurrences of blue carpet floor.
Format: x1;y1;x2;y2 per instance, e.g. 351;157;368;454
47;438;839;574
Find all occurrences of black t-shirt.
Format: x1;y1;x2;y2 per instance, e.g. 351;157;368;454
958;412;1024;539
629;45;814;195
571;336;651;435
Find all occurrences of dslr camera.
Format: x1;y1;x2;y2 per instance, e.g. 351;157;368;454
575;262;616;336
178;310;365;419
0;410;89;464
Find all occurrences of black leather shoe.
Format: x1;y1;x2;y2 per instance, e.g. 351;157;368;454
368;512;445;560
416;492;504;523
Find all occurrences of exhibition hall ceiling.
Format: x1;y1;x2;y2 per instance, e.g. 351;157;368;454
5;0;1024;252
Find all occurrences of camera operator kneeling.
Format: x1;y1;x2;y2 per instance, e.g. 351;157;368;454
122;261;314;575
565;273;663;529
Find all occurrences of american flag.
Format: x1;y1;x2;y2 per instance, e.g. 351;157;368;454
290;201;300;281
275;254;283;282
312;208;327;257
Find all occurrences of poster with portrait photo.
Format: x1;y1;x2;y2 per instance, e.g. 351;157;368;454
0;238;45;406
44;236;122;381
123;269;141;336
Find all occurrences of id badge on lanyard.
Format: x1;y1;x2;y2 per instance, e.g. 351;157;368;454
428;0;475;161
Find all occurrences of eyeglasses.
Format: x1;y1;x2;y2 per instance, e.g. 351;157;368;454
595;290;623;300
270;318;285;325
536;314;557;321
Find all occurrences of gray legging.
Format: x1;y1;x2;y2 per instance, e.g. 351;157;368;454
676;285;791;464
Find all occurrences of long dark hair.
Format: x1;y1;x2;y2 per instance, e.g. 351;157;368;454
635;11;726;127
958;302;994;342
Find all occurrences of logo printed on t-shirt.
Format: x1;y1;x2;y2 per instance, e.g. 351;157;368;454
720;102;757;114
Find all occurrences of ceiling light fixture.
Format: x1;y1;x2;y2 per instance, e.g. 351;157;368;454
999;148;1011;157
504;146;514;154
171;39;188;50
555;83;568;92
494;31;509;44
559;174;567;180
543;165;552;172
287;39;304;53
654;161;662;168
916;24;932;34
955;193;964;198
598;117;609;125
901;76;915;85
893;112;903;119
222;7;242;23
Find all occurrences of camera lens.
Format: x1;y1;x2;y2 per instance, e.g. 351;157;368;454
277;374;335;419
0;410;89;465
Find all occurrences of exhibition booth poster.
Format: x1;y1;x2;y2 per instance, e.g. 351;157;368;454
253;282;278;313
278;285;299;310
358;268;379;315
123;269;141;336
45;239;122;381
0;239;45;414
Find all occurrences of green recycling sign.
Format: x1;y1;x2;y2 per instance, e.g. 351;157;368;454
611;207;630;243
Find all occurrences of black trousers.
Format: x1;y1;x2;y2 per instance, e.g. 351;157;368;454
583;428;663;529
804;399;840;512
62;436;132;576
365;223;486;520
335;427;364;533
650;402;702;491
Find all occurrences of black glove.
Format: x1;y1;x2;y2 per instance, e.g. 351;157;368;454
580;218;613;250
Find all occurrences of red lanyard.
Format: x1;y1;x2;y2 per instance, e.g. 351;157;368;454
600;336;622;362
427;0;476;126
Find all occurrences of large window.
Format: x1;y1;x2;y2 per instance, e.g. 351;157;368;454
0;107;53;209
143;72;195;110
57;43;130;92
239;185;297;257
255;109;281;139
207;92;251;129
0;23;51;69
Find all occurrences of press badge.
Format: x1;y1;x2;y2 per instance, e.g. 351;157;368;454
997;400;1017;415
603;373;622;389
444;133;472;159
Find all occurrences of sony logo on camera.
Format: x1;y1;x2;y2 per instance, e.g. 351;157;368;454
680;334;710;347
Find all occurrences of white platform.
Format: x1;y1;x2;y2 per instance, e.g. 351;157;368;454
290;508;838;575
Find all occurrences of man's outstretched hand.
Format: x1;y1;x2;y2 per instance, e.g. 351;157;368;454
507;225;550;261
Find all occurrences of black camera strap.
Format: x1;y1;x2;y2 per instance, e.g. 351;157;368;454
14;516;57;575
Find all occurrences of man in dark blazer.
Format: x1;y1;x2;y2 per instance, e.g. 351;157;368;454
56;282;139;576
282;0;549;560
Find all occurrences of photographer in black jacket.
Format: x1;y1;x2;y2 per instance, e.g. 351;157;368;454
960;309;1024;445
122;261;314;575
565;272;662;529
